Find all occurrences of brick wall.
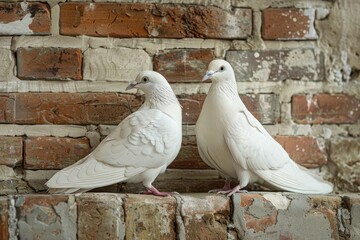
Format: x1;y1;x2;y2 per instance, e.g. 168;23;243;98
0;0;360;195
1;192;360;239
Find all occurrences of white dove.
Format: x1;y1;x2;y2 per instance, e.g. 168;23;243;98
195;59;333;196
46;71;182;196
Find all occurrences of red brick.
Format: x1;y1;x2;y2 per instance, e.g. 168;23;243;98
179;94;206;125
0;137;23;167
12;93;142;125
262;8;317;40
154;49;215;82
60;3;252;39
226;49;324;81
169;136;210;169
274;136;328;168
15;195;76;239
0;2;51;35
292;94;360;124
0;198;8;240
24;136;91;170
0;94;14;123
17;48;83;80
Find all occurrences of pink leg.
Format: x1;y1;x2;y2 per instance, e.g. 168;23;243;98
217;184;248;197
142;186;178;197
208;179;232;193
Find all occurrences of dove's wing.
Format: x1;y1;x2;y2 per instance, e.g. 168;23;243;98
224;110;288;171
46;109;180;189
224;110;332;193
94;108;180;168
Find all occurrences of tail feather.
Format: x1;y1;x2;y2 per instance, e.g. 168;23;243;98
257;161;333;194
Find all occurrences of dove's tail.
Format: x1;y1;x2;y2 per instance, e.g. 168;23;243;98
257;161;333;194
46;155;129;193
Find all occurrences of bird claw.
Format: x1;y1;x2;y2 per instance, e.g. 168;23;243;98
215;185;248;197
141;186;179;197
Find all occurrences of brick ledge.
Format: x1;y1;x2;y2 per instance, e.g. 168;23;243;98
1;192;359;239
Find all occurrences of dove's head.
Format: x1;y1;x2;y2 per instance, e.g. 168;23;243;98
126;71;171;94
202;59;235;83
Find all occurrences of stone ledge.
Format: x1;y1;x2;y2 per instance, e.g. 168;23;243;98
0;192;359;239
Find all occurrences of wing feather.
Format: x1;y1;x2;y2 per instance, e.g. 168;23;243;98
224;110;288;171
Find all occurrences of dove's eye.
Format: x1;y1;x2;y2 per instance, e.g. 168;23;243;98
143;77;149;83
220;66;225;71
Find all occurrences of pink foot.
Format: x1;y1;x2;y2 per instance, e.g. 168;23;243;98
208;179;232;193
217;185;247;197
142;186;178;197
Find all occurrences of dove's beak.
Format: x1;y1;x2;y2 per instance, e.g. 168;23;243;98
126;81;139;91
202;70;215;81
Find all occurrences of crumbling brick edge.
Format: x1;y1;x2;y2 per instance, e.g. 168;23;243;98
0;192;359;239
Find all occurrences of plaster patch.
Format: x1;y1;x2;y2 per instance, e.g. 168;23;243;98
0;14;34;35
263;193;291;210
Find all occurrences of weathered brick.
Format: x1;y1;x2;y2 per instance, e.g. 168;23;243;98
154;49;215;82
60;3;252;39
233;193;340;239
179;93;279;125
241;94;280;124
262;8;317;40
17;48;83;80
0;136;23;167
15;195;76;240
292;94;360;124
11;93;142;125
179;194;230;240
179;94;206;125
0;2;51;35
330;138;360;192
226;49;324;81
77;193;125;240
350;197;360;239
0;48;16;81
274;136;327;168
0;198;8;240
169;136;209;169
125;194;176;239
83;47;152;81
0;94;14;123
24;136;91;170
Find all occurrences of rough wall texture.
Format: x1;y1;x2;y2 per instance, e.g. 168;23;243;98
0;193;360;239
0;0;359;197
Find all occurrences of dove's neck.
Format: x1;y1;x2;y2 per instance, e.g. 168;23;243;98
209;80;240;103
144;87;182;123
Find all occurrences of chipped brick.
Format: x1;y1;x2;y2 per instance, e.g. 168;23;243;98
274;136;328;168
226;49;324;82
0;136;23;167
292;94;360;124
154;49;215;82
60;3;252;39
0;2;51;35
77;193;125;240
262;8;317;40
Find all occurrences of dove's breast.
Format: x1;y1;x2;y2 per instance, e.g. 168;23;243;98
195;94;240;179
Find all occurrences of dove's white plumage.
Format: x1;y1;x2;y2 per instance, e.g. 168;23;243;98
196;59;333;196
46;71;182;195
